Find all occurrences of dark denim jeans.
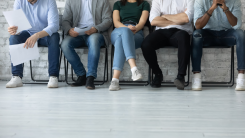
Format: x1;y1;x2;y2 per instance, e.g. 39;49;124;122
61;33;105;79
9;31;60;78
191;29;245;72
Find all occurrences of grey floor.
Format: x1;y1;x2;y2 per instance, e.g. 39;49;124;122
0;81;245;138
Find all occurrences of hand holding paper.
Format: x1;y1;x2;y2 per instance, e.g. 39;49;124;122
3;9;32;34
74;25;94;35
9;43;40;66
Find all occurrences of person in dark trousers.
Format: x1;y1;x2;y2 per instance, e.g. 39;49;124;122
61;0;112;90
191;0;245;91
141;0;194;90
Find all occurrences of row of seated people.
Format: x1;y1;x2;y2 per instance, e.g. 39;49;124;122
6;0;245;91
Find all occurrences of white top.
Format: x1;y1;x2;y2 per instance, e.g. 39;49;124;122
77;0;94;28
149;0;194;34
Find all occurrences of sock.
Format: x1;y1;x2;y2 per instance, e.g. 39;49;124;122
238;73;245;79
193;73;201;78
112;78;119;83
131;67;137;73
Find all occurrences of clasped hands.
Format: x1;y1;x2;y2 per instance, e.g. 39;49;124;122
8;26;39;49
212;0;228;11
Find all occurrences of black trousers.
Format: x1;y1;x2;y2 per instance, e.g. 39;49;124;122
141;28;190;76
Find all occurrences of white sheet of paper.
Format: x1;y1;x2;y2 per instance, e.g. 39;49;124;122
74;25;94;35
3;9;32;34
9;43;40;66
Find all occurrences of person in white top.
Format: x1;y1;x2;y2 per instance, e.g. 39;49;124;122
141;0;194;90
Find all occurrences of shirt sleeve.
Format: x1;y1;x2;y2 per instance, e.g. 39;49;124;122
185;0;194;22
113;1;120;11
43;0;59;36
143;1;150;12
231;0;242;29
13;0;21;10
194;0;205;27
149;0;161;23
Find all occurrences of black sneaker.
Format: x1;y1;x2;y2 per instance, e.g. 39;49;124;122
174;75;185;90
86;76;95;90
151;73;163;88
71;75;86;86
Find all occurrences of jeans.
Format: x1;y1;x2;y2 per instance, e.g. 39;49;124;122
9;31;60;78
191;29;245;72
141;28;191;76
61;33;105;78
111;24;144;71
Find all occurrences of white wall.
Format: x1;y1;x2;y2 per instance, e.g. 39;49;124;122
0;0;245;82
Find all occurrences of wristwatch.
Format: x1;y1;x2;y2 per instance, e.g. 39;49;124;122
223;7;229;13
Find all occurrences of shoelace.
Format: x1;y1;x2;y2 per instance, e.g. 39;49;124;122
135;70;140;76
111;81;118;86
49;77;57;83
237;79;245;86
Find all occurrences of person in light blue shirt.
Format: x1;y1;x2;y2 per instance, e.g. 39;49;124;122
6;0;60;88
191;0;245;91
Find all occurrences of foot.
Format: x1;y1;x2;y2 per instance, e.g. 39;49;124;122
174;75;185;90
235;73;245;91
109;80;120;91
192;73;202;91
151;73;163;88
131;68;143;81
72;75;86;86
6;76;23;88
47;76;58;88
86;76;95;90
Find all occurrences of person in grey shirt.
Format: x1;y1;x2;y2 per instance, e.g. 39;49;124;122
61;0;112;90
191;0;245;91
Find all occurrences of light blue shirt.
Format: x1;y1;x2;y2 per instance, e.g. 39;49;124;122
13;0;59;36
194;0;242;31
77;0;94;28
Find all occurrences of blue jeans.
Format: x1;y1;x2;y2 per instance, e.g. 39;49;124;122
9;31;60;78
191;29;245;72
111;24;144;71
61;33;105;78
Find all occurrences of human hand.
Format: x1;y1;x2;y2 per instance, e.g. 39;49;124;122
128;25;137;34
85;27;98;35
218;0;228;11
23;33;39;49
8;26;18;35
69;28;79;37
212;0;224;10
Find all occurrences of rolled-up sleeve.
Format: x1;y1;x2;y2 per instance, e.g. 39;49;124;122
231;0;242;29
13;0;20;10
194;0;205;27
43;0;59;36
185;0;194;22
149;0;161;23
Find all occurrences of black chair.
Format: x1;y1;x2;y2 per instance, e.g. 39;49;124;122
23;15;64;84
64;46;109;86
199;46;235;87
110;19;151;86
148;26;190;87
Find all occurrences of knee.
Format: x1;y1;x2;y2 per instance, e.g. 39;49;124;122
193;29;204;38
233;29;244;40
61;37;72;52
120;27;133;35
87;33;102;51
141;36;153;51
9;35;22;45
49;33;60;44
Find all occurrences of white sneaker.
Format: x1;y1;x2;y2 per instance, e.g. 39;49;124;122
131;69;143;81
235;73;245;91
192;73;202;91
47;76;58;88
6;76;23;88
109;80;120;91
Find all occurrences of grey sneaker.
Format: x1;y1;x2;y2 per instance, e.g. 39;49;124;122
131;69;143;81
109;80;120;91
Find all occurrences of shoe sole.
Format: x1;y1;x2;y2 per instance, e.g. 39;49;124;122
174;79;185;90
6;84;23;88
192;88;202;91
109;87;121;91
132;76;143;81
235;88;245;91
86;86;95;90
48;85;58;88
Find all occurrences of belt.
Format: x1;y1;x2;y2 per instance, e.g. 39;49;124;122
122;21;137;25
